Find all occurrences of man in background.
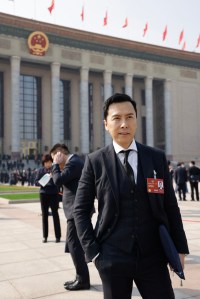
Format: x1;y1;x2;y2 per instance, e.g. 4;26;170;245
174;162;188;201
188;161;200;201
50;144;90;291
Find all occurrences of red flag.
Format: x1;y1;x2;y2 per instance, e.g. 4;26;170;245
162;25;168;41
103;11;108;26
122;17;128;28
143;22;148;37
196;34;200;48
178;29;184;45
182;41;186;50
80;5;84;21
48;0;55;14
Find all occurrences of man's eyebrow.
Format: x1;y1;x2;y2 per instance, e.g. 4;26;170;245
111;112;135;117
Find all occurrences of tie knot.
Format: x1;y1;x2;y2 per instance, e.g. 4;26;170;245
120;149;132;161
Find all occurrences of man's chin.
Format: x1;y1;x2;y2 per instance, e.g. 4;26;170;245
117;140;132;148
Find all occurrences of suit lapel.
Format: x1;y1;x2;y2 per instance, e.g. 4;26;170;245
101;144;120;207
136;142;154;179
136;142;166;222
136;142;158;202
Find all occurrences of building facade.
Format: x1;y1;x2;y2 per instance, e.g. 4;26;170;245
0;12;200;162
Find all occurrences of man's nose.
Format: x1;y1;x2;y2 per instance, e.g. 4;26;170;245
120;119;128;127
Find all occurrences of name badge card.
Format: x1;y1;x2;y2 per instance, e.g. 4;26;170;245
147;178;164;194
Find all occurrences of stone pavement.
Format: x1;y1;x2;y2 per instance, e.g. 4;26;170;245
0;198;200;299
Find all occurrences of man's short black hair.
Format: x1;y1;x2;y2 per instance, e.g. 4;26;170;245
50;143;69;155
103;93;137;120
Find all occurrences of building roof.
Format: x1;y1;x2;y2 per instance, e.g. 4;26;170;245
1;12;200;69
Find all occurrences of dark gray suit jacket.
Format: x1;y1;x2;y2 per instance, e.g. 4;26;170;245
52;154;84;219
74;142;189;262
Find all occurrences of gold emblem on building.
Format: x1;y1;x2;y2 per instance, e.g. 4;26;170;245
28;31;49;56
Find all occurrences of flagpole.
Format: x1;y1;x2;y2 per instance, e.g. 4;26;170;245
13;0;15;15
9;0;15;15
34;0;36;20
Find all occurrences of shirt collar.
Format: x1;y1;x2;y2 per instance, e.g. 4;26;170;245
113;140;137;154
66;154;73;163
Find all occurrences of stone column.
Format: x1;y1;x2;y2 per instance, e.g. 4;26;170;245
51;62;60;146
125;73;133;97
164;79;172;157
104;70;112;146
145;77;154;146
11;56;21;159
80;67;89;154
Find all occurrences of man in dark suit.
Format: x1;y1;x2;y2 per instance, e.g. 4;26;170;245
50;143;90;291
74;93;189;299
188;161;200;201
174;162;188;201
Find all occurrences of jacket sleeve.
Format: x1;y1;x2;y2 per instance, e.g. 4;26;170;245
160;153;189;254
34;168;43;186
73;155;100;262
51;157;82;187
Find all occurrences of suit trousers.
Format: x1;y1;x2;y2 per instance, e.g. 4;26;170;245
189;181;199;200
67;219;90;283
40;193;61;239
95;243;175;299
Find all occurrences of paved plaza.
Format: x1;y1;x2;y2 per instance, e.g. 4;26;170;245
0;197;199;299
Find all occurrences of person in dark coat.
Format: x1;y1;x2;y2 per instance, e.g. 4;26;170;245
50;144;90;291
174;162;188;201
35;154;61;243
168;160;174;184
188;161;200;201
74;93;189;299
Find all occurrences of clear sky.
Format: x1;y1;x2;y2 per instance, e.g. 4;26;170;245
1;0;200;53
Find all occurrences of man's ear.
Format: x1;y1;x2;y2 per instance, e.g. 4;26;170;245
104;119;109;131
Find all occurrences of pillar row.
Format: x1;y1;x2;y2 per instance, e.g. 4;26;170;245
125;73;133;97
104;70;112;146
11;56;21;159
164;79;172;156
145;77;154;147
51;62;60;146
80;67;89;154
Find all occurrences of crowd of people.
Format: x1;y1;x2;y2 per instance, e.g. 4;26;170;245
168;160;200;201
1;155;199;203
0;154;41;186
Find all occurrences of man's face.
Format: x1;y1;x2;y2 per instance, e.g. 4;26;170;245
104;101;137;148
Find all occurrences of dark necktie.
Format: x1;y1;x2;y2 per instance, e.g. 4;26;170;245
120;150;135;188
